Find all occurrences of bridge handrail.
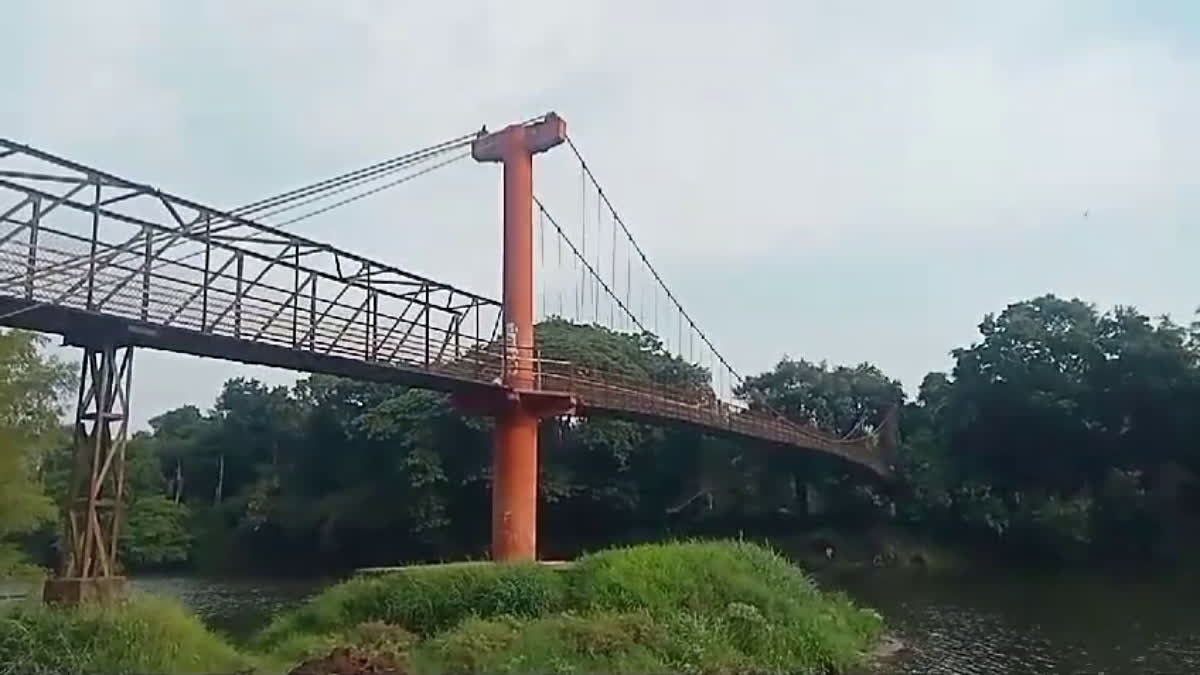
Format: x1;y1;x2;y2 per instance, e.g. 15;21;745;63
0;138;500;307
0;140;890;474
0;241;883;466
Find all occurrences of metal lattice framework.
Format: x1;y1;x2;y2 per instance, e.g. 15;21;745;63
0;138;892;507
0;139;505;389
61;344;133;580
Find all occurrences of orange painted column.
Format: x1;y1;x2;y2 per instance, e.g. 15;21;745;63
491;409;539;559
472;114;568;561
494;132;537;560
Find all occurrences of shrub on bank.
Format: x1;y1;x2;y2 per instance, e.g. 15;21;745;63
0;593;250;675
267;540;884;674
566;540;884;673
254;560;567;648
0;541;884;674
408;610;744;674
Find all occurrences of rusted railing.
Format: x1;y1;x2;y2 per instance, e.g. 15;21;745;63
0;134;891;477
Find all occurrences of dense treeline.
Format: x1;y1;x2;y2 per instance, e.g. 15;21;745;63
3;294;1199;575
897;295;1200;562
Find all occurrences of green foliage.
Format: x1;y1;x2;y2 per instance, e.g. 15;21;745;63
738;358;904;437
0;330;73;579
566;540;882;673
409;611;728;675
1012;493;1094;562
0;543;879;674
22;293;1200;575
33;424;195;573
262;540;882;675
536;318;711;393
119;496;192;569
895;295;1200;563
254;561;567;648
51;318;752;574
0;593;250;675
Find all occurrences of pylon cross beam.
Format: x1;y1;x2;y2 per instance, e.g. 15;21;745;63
471;113;566;163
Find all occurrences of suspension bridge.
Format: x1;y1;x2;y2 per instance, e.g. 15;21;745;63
0;113;895;604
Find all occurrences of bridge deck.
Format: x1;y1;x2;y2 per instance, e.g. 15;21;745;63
0;138;891;478
0;290;889;479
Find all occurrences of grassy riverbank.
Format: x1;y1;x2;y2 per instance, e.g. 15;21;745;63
0;540;884;674
0;593;252;674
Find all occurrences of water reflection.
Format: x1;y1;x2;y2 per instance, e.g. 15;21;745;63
131;575;331;640
830;568;1200;674
5;567;1200;672
128;568;1200;673
0;575;329;641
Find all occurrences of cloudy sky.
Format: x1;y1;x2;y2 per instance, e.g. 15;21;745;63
4;1;1197;428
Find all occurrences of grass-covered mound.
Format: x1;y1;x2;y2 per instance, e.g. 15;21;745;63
265;540;885;674
253;560;567;665
0;593;251;674
0;541;884;674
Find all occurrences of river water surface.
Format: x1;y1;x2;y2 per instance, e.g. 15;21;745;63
6;567;1199;673
829;567;1200;673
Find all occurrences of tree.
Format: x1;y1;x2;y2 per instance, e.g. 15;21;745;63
120;495;192;569
111;433;192;569
281;377;483;562
736;358;904;437
894;295;1200;561
1090;307;1200;473
535;320;721;543
145;405;216;505
0;331;74;577
68;293;1200;572
942;295;1104;493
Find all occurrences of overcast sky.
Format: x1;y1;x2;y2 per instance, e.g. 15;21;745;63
4;1;1198;428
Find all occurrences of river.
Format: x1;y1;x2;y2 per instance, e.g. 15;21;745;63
5;566;1200;673
828;567;1200;673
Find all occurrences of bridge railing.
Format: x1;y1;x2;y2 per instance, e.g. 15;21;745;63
306;333;885;471
521;347;888;473
0;138;889;475
0;243;885;473
0;138;504;370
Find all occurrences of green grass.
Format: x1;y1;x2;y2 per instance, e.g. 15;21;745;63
562;540;884;673
0;592;252;675
253;560;567;648
0;540;885;674
266;539;884;674
407;610;741;674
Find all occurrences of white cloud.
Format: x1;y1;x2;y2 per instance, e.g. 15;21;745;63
14;1;182;154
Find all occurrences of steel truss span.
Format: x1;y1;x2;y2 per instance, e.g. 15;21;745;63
0;139;505;386
0;138;891;483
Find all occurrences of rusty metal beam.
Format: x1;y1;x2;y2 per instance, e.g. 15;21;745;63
47;343;133;605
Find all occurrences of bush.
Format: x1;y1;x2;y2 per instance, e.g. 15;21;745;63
0;541;884;674
255;560;567;648
409;610;744;674
263;540;884;674
567;540;883;673
0;593;249;675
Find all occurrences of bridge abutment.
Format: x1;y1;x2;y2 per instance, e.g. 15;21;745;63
43;342;133;606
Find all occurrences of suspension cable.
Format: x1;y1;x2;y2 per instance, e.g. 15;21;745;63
561;135;851;438
270;151;469;227
231;134;476;219
536;196;650;338
14;131;478;289
537;197;835;440
564;134;745;388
